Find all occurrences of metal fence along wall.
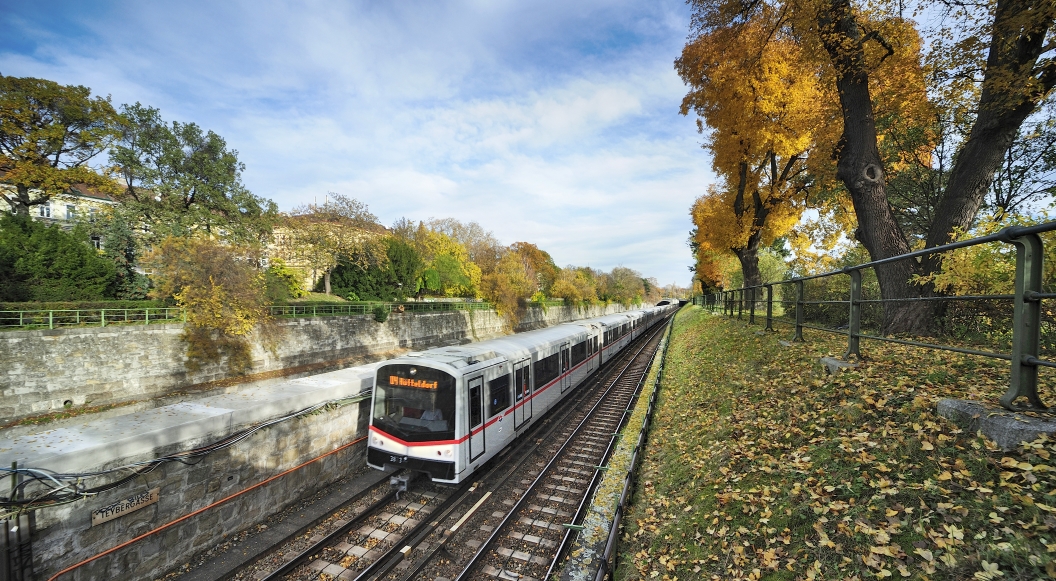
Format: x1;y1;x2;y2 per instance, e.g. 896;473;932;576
695;222;1056;412
0;301;496;331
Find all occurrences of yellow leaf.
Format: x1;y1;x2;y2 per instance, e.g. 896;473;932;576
914;548;934;562
937;471;953;481
921;440;934;451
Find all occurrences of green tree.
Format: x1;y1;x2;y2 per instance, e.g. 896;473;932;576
109;103;277;245
100;208;149;299
275;193;386;295
263;258;306;302
0;76;121;215
0;213;116;301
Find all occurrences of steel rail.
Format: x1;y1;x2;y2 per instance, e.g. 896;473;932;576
542;319;669;581
453;317;671;581
255;484;402;581
387;327;655;581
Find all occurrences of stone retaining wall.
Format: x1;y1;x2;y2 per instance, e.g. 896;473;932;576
31;398;369;581
1;304;626;422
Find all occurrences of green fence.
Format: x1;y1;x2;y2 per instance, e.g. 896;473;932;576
0;301;495;331
697;221;1056;412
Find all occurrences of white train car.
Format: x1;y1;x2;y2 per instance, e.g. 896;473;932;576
366;303;676;484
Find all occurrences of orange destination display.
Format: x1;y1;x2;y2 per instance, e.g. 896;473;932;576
389;376;438;389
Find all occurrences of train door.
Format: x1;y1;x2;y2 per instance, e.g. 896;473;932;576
468;376;485;462
514;359;532;429
588;335;597;373
560;342;571;392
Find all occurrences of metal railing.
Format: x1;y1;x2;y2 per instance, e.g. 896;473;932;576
0;300;496;331
697;222;1056;412
0;308;185;330
268;300;494;318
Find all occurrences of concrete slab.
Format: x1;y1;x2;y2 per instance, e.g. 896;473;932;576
819;356;857;374
937;399;1056;451
0;363;379;473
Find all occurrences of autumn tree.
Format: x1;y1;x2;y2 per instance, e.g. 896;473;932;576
686;0;1055;334
678;19;819;288
109;103;277;245
550;266;599;303
398;221;481;298
0;76;121;215
145;236;270;373
275;193;386;295
423;218;506;276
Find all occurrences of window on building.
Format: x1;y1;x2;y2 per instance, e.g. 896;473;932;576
90;236;101;250
66;205;76;220
39;203;51;218
89;207;97;223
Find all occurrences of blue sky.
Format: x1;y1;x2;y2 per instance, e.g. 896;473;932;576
0;0;715;288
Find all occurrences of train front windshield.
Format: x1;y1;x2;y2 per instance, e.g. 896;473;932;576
373;364;456;442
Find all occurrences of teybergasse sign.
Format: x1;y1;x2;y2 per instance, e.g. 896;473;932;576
90;488;160;527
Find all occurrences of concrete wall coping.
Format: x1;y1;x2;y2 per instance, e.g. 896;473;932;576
0;363;379;474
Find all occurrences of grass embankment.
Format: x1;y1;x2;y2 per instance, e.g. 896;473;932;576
618;305;1056;580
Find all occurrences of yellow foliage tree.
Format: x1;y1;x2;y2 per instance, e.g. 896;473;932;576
146;236;270;373
414;224;482;297
678;21;820;288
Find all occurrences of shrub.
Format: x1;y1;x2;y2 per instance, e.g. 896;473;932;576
373;304;389;323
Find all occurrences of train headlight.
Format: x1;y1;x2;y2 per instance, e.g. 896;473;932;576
444;450;452;457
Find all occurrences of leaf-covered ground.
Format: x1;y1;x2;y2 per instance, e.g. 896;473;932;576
617;306;1056;580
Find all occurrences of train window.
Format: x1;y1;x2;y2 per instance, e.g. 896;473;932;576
571;341;586;366
373;364;456;442
469;383;483;429
488;374;511;417
515;366;530;401
533;352;560;390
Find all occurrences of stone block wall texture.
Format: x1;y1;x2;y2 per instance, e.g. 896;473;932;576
1;303;627;422
31;398;368;581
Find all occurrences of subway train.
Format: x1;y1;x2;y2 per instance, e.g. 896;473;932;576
366;302;679;484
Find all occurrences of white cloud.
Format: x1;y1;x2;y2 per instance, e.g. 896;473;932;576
0;0;712;286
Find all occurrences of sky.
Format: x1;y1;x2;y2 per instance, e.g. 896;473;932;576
0;0;715;288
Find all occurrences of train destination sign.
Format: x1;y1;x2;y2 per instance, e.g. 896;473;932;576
91;487;160;527
389;376;438;390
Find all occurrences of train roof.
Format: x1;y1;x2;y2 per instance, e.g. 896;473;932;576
392;307;656;372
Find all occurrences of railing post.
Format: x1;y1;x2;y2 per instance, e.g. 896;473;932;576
844;268;862;359
101;309;106;327
748;287;756;325
145;309;150;325
794;280;804;342
49;310;53;330
1001;232;1045;410
737;290;743;319
765;284;773;331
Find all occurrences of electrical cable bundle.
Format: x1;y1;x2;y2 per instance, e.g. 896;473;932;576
0;391;369;518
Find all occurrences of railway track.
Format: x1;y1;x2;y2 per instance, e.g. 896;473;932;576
225;317;670;581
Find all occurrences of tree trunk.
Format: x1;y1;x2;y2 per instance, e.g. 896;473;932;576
733;231;764;289
925;0;1056;251
816;0;940;334
324;270;332;295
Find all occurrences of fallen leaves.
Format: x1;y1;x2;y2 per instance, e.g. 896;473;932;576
617;307;1056;580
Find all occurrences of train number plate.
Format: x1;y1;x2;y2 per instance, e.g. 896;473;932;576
388;454;408;465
